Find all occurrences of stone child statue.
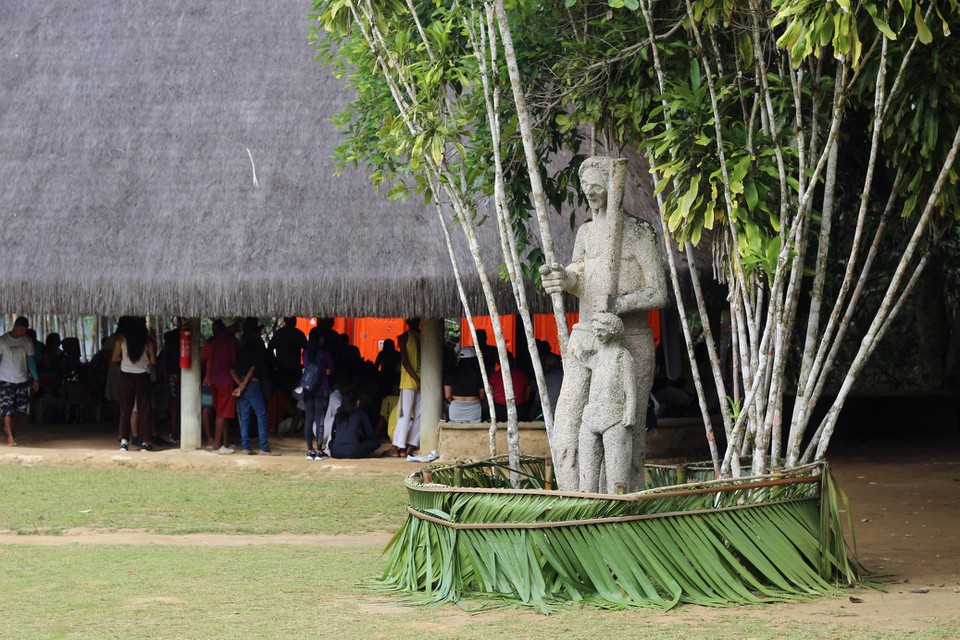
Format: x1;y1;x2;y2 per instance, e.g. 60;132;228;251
540;156;668;492
579;312;636;494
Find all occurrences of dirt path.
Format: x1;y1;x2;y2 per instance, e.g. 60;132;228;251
0;531;394;547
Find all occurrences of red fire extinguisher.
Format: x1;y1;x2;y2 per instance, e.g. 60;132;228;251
179;326;192;369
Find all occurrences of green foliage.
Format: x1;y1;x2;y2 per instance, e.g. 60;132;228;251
381;458;863;611
312;1;959;278
310;1;584;280
879;37;960;219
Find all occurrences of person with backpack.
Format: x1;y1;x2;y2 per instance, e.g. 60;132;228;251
301;327;334;460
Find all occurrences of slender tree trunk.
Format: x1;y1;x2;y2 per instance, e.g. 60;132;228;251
491;0;569;358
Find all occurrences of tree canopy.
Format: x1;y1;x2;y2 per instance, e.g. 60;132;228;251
312;0;960;476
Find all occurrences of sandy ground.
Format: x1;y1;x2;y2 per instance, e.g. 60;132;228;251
1;422;958;632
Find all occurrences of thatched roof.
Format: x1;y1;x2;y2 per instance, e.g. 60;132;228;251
0;0;530;318
0;1;705;320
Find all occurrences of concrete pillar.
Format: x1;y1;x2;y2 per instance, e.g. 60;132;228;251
419;317;443;453
179;317;202;451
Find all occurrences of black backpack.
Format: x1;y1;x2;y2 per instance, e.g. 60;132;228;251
300;361;322;393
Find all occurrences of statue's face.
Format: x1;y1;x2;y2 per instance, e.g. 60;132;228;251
581;169;607;213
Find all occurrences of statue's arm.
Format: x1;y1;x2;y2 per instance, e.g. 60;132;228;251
614;223;669;314
540;228;585;297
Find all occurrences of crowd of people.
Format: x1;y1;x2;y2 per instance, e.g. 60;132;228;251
187;316;414;459
0;314;589;460
441;329;564;428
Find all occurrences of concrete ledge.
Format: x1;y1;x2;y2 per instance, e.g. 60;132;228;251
437;417;721;462
438;421;551;461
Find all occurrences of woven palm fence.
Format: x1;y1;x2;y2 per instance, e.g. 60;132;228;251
380;456;863;611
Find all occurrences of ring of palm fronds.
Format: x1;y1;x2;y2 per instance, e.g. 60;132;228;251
379;456;865;611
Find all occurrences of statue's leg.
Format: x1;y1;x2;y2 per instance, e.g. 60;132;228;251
578;421;602;493
601;425;632;493
623;330;656;491
553;355;589;492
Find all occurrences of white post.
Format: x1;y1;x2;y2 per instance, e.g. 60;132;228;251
179;317;202;451
419;317;443;453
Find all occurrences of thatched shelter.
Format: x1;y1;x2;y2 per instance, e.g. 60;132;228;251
0;0;708;323
0;0;537;319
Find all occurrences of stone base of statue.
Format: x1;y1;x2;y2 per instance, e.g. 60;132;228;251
379;456;865;611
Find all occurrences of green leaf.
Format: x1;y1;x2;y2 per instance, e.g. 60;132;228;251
690;58;701;90
864;1;897;40
764;236;781;276
744;181;759;211
914;5;933;44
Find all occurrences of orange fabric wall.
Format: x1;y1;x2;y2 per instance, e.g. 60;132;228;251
460;315;517;354
463;311;660;357
351;317;407;362
297;317;406;362
531;312;581;356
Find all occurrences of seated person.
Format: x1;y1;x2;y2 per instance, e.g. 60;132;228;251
329;392;380;459
376;383;400;441
444;346;485;422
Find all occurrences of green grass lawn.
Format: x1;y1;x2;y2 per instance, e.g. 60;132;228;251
0;466;408;535
0;465;956;640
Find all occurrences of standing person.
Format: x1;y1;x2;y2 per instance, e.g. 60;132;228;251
102;322;123;421
374;338;401;401
0;317;40;446
374;338;400;376
329;392;380;459
268;318;308;392
386;318;421;457
268;317;307;426
231;318;277;455
203;318;238;454
198;330;217;450
160;320;182;443
473;329;498;375
112;316;157;451
301;327;334;460
489;353;532;422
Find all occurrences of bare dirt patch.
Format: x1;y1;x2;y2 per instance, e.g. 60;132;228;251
0;530;394;547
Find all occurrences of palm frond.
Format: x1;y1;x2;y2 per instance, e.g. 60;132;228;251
380;458;866;611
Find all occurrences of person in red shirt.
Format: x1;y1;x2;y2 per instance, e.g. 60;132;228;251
489;353;531;422
202;319;239;454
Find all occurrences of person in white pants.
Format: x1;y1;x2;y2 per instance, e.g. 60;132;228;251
387;318;421;456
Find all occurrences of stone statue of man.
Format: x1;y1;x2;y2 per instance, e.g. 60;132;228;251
540;156;668;492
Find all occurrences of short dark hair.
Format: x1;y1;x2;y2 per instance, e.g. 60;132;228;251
14;316;29;328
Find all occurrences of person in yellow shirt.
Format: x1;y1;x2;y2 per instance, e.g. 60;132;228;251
385;318;420;456
377;385;400;441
